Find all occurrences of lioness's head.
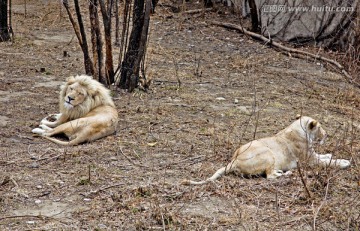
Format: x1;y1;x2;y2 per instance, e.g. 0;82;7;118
59;75;115;119
296;115;327;144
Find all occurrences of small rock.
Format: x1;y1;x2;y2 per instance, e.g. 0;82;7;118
216;97;226;101
237;106;251;115
35;199;42;204
234;99;239;104
83;198;91;202
109;157;117;161
26;221;35;225
98;224;107;229
36;185;42;189
28;162;40;168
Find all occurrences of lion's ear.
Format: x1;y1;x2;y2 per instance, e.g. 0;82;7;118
308;120;318;130
66;76;76;84
296;114;301;120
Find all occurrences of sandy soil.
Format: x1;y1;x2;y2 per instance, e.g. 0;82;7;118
0;1;359;230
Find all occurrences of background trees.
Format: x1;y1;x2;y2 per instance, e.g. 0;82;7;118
62;0;151;91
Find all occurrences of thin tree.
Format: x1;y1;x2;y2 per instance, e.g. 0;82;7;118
62;0;94;76
99;0;115;85
118;0;151;91
115;0;120;46
89;0;105;83
0;0;10;41
248;0;259;32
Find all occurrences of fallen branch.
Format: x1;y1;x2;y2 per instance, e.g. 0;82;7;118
0;214;67;224
209;21;359;88
87;183;125;196
184;8;212;14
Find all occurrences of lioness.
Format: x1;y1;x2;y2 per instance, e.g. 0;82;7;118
182;116;351;185
32;75;118;145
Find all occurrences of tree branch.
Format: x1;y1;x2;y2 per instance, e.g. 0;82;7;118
210;21;359;88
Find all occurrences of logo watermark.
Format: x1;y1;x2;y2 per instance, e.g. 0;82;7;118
262;5;354;13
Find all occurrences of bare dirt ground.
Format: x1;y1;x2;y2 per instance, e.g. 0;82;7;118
0;1;359;230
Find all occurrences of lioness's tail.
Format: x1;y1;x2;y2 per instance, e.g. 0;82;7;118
181;167;227;185
43;136;72;145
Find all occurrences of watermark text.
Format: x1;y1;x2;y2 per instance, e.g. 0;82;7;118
262;5;354;13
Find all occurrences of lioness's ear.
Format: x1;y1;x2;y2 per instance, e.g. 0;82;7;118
308;120;318;130
296;114;301;120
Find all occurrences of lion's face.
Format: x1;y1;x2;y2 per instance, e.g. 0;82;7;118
306;119;327;145
63;82;88;109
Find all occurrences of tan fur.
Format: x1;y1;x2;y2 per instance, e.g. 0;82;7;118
182;116;351;185
32;75;118;145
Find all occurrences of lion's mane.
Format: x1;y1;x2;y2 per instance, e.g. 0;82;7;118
59;75;115;120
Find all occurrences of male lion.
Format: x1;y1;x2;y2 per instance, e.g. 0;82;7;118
182;116;351;185
32;75;118;145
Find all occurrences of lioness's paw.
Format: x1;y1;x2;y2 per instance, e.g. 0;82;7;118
267;170;284;179
32;128;45;135
319;154;332;159
336;159;351;169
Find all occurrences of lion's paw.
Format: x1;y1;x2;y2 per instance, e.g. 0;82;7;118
39;124;52;131
32;128;45;135
41;113;61;125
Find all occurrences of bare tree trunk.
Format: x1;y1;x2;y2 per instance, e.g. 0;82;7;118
115;0;120;46
74;0;94;76
248;0;259;32
63;0;94;76
133;0;151;78
118;0;131;65
0;0;10;41
119;0;151;91
99;0;115;85
204;0;213;8
89;0;106;83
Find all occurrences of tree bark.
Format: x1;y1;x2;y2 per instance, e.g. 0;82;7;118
0;0;10;42
248;0;259;32
99;0;115;85
89;0;106;83
74;0;94;76
133;0;151;79
115;0;120;46
119;0;151;91
63;0;94;76
118;0;131;65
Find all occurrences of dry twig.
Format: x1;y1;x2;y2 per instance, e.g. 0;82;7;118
118;146;149;168
297;160;312;199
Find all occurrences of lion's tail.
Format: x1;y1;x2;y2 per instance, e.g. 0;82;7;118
181;166;227;185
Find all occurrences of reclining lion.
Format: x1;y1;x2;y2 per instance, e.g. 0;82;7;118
32;75;118;145
182;116;351;185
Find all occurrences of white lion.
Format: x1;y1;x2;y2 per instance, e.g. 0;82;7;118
32;75;118;145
